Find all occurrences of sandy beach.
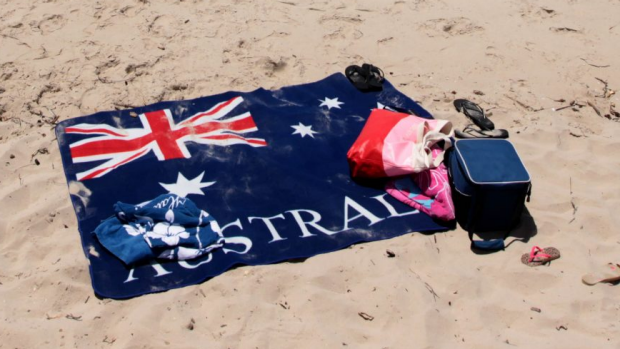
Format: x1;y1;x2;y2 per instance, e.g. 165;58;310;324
1;0;620;348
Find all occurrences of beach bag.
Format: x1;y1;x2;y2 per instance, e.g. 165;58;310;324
347;109;454;178
447;139;532;251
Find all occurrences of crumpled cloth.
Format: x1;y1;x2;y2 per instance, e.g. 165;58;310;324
385;162;455;221
94;194;224;265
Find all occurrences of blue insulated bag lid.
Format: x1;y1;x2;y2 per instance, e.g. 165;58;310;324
454;139;530;184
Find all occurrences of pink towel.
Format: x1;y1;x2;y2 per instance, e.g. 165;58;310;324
385;162;455;221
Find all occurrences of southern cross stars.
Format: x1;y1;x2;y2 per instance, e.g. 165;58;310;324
319;97;344;110
159;172;216;197
290;96;344;139
291;123;318;138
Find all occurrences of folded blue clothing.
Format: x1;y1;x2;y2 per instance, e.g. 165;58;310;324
94;194;224;265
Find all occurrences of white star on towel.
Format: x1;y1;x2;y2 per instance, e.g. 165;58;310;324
319;97;344;110
377;102;385;109
291;122;318;138
159;172;215;197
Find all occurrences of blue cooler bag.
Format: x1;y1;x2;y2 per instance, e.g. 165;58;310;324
447;139;532;250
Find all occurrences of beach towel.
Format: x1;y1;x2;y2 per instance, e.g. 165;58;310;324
56;73;451;299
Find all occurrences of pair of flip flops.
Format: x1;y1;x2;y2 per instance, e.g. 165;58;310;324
345;64;384;92
582;263;620;286
521;246;561;266
453;99;509;139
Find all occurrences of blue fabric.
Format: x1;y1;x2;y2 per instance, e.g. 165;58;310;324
471;239;505;251
94;194;223;265
56;73;451;299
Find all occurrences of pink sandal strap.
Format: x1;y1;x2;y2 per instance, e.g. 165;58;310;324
528;246;552;263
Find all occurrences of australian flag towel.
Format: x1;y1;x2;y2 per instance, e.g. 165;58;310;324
56;72;452;299
94;194;224;265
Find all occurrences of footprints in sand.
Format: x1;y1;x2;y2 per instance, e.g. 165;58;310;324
0;63;15;119
323;26;364;41
147;15;181;39
0;62;17;82
382;0;447;15
93;55;165;85
520;6;558;21
257;57;288;76
318;14;364;25
417;17;484;38
549;26;581;34
318;13;366;44
519;5;583;35
31;14;67;34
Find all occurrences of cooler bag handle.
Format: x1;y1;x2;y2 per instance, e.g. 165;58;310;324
468;230;512;251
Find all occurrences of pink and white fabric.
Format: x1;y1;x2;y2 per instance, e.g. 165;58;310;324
385;161;455;221
347;109;454;178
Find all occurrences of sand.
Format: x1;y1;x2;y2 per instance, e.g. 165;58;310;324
1;0;620;348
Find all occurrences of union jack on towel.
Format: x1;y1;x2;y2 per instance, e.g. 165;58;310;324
66;96;266;180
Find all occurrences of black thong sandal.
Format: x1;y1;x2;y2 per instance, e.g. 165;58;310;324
345;64;384;92
455;125;509;139
453;99;495;131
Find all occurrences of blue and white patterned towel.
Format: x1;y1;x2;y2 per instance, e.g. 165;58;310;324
94;194;223;265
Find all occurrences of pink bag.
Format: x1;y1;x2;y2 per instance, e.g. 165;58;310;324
347;109;454;178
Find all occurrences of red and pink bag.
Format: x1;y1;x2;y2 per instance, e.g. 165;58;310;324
347;109;454;178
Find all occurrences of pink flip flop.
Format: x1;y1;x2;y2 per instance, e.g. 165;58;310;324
521;246;561;267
